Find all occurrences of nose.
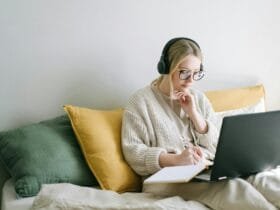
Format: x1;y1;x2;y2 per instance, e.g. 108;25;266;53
181;76;193;87
186;74;193;82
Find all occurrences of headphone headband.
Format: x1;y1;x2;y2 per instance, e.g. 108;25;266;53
157;37;202;74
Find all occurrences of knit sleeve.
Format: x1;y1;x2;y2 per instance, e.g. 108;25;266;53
121;110;167;176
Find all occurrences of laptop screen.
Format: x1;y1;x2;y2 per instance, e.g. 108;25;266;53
210;110;280;181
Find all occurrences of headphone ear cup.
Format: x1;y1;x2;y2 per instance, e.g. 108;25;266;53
157;57;167;74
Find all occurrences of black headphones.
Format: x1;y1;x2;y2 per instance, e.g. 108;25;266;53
157;37;203;74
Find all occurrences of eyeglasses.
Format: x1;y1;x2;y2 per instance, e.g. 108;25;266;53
178;70;205;81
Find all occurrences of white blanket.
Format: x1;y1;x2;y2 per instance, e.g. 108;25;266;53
31;183;210;210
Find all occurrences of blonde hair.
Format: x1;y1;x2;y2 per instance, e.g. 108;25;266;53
156;39;203;96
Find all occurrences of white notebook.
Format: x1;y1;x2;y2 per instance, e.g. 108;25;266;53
144;159;212;184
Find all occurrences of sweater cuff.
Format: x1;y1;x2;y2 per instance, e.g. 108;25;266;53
145;147;167;174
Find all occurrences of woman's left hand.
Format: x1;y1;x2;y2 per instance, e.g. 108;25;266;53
173;90;196;115
173;90;208;134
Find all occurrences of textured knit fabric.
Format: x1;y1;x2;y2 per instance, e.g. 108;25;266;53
121;82;219;176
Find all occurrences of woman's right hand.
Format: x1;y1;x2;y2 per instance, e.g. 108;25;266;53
159;146;203;167
176;146;202;165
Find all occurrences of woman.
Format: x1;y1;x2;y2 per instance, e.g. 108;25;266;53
121;37;280;210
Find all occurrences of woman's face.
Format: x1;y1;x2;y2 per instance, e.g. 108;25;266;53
171;55;201;92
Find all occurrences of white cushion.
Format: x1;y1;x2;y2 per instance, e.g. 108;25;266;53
214;98;266;130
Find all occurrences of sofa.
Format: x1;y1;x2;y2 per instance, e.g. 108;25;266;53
0;84;266;210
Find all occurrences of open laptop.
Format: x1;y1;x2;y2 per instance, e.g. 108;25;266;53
195;110;280;181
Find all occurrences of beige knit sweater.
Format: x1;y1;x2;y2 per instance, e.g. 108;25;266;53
121;83;219;176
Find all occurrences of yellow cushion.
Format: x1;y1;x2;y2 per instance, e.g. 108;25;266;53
205;84;265;112
64;105;142;193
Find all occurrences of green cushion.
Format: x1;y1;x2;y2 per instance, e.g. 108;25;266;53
0;115;98;197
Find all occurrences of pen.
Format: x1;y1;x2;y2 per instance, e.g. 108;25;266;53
183;141;193;149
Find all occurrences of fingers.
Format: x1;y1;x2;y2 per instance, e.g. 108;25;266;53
192;152;201;164
172;91;185;101
182;147;202;165
173;90;190;101
185;145;203;157
179;93;192;105
193;146;203;158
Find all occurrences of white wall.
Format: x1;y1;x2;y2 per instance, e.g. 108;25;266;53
1;0;280;130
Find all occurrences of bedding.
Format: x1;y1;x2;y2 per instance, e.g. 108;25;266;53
30;183;210;210
2;179;34;210
31;169;280;210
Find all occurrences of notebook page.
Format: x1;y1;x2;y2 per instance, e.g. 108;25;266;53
144;161;206;184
